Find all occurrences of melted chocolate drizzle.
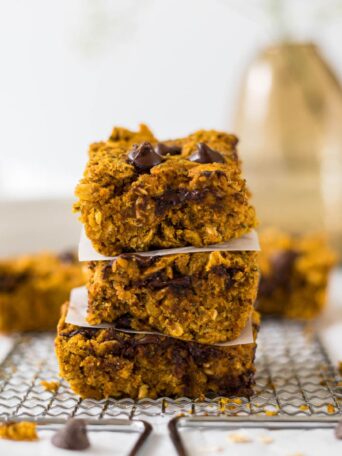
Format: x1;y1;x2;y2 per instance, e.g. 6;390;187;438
189;143;225;164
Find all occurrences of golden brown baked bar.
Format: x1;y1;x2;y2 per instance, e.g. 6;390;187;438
257;229;337;319
56;303;259;400
74;125;257;256
86;251;259;344
0;251;84;332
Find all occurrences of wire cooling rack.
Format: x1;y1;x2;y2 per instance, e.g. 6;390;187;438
0;319;341;423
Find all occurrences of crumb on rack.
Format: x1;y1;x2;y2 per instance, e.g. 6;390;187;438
265;410;279;416
0;422;38;441
40;380;60;393
327;404;335;414
227;432;252;443
299;405;309;411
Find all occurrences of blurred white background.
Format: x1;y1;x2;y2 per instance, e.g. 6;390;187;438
1;0;342;200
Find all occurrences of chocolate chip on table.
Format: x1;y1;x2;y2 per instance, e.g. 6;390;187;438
188;143;225;164
335;420;342;439
127;142;163;171
155;143;182;156
51;418;90;450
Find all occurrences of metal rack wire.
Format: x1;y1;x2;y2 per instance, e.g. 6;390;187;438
0;319;341;422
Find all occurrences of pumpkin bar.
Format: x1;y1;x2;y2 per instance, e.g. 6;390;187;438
74;124;257;256
86;250;259;344
56;303;260;400
0;251;84;332
257;229;336;319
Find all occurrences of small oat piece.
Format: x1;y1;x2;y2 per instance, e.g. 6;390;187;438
265;410;278;416
299;404;309;411
259;435;273;444
0;422;38;441
335;419;342;439
227;432;252;443
51;419;90;451
40;380;60;393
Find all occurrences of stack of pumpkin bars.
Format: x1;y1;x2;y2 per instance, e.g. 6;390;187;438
55;125;260;400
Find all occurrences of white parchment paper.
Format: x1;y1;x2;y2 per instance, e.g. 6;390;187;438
78;229;260;262
66;286;254;347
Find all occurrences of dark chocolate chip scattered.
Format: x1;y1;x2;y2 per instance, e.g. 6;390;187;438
127;142;163;172
335;420;342;439
155;143;182;156
188;143;225;164
51;419;90;451
58;250;77;264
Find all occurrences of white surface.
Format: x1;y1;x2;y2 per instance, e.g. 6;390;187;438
66;286;254;346
0;429;143;456
0;426;342;456
0;199;79;257
79;228;260;261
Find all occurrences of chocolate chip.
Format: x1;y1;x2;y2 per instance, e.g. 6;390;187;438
271;249;299;287
64;328;97;339
127;142;163;172
120;254;155;268
0;272;29;293
211;266;239;289
155;143;182;156
259;249;299;297
102;261;114;279
150;276;191;290
335;420;342;439
58;250;77;264
115;313;132;330
51;419;90;451
154;188;206;216
188;143;225;164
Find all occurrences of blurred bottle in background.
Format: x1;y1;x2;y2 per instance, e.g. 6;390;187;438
234;41;342;255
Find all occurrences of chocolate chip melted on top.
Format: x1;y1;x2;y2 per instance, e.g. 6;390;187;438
127;142;163;172
155;143;182;156
189;142;225;164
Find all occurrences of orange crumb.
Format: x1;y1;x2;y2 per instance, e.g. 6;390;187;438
40;380;60;393
0;422;38;441
327;404;335;414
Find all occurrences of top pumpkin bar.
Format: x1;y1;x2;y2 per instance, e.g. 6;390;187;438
74;125;257;256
